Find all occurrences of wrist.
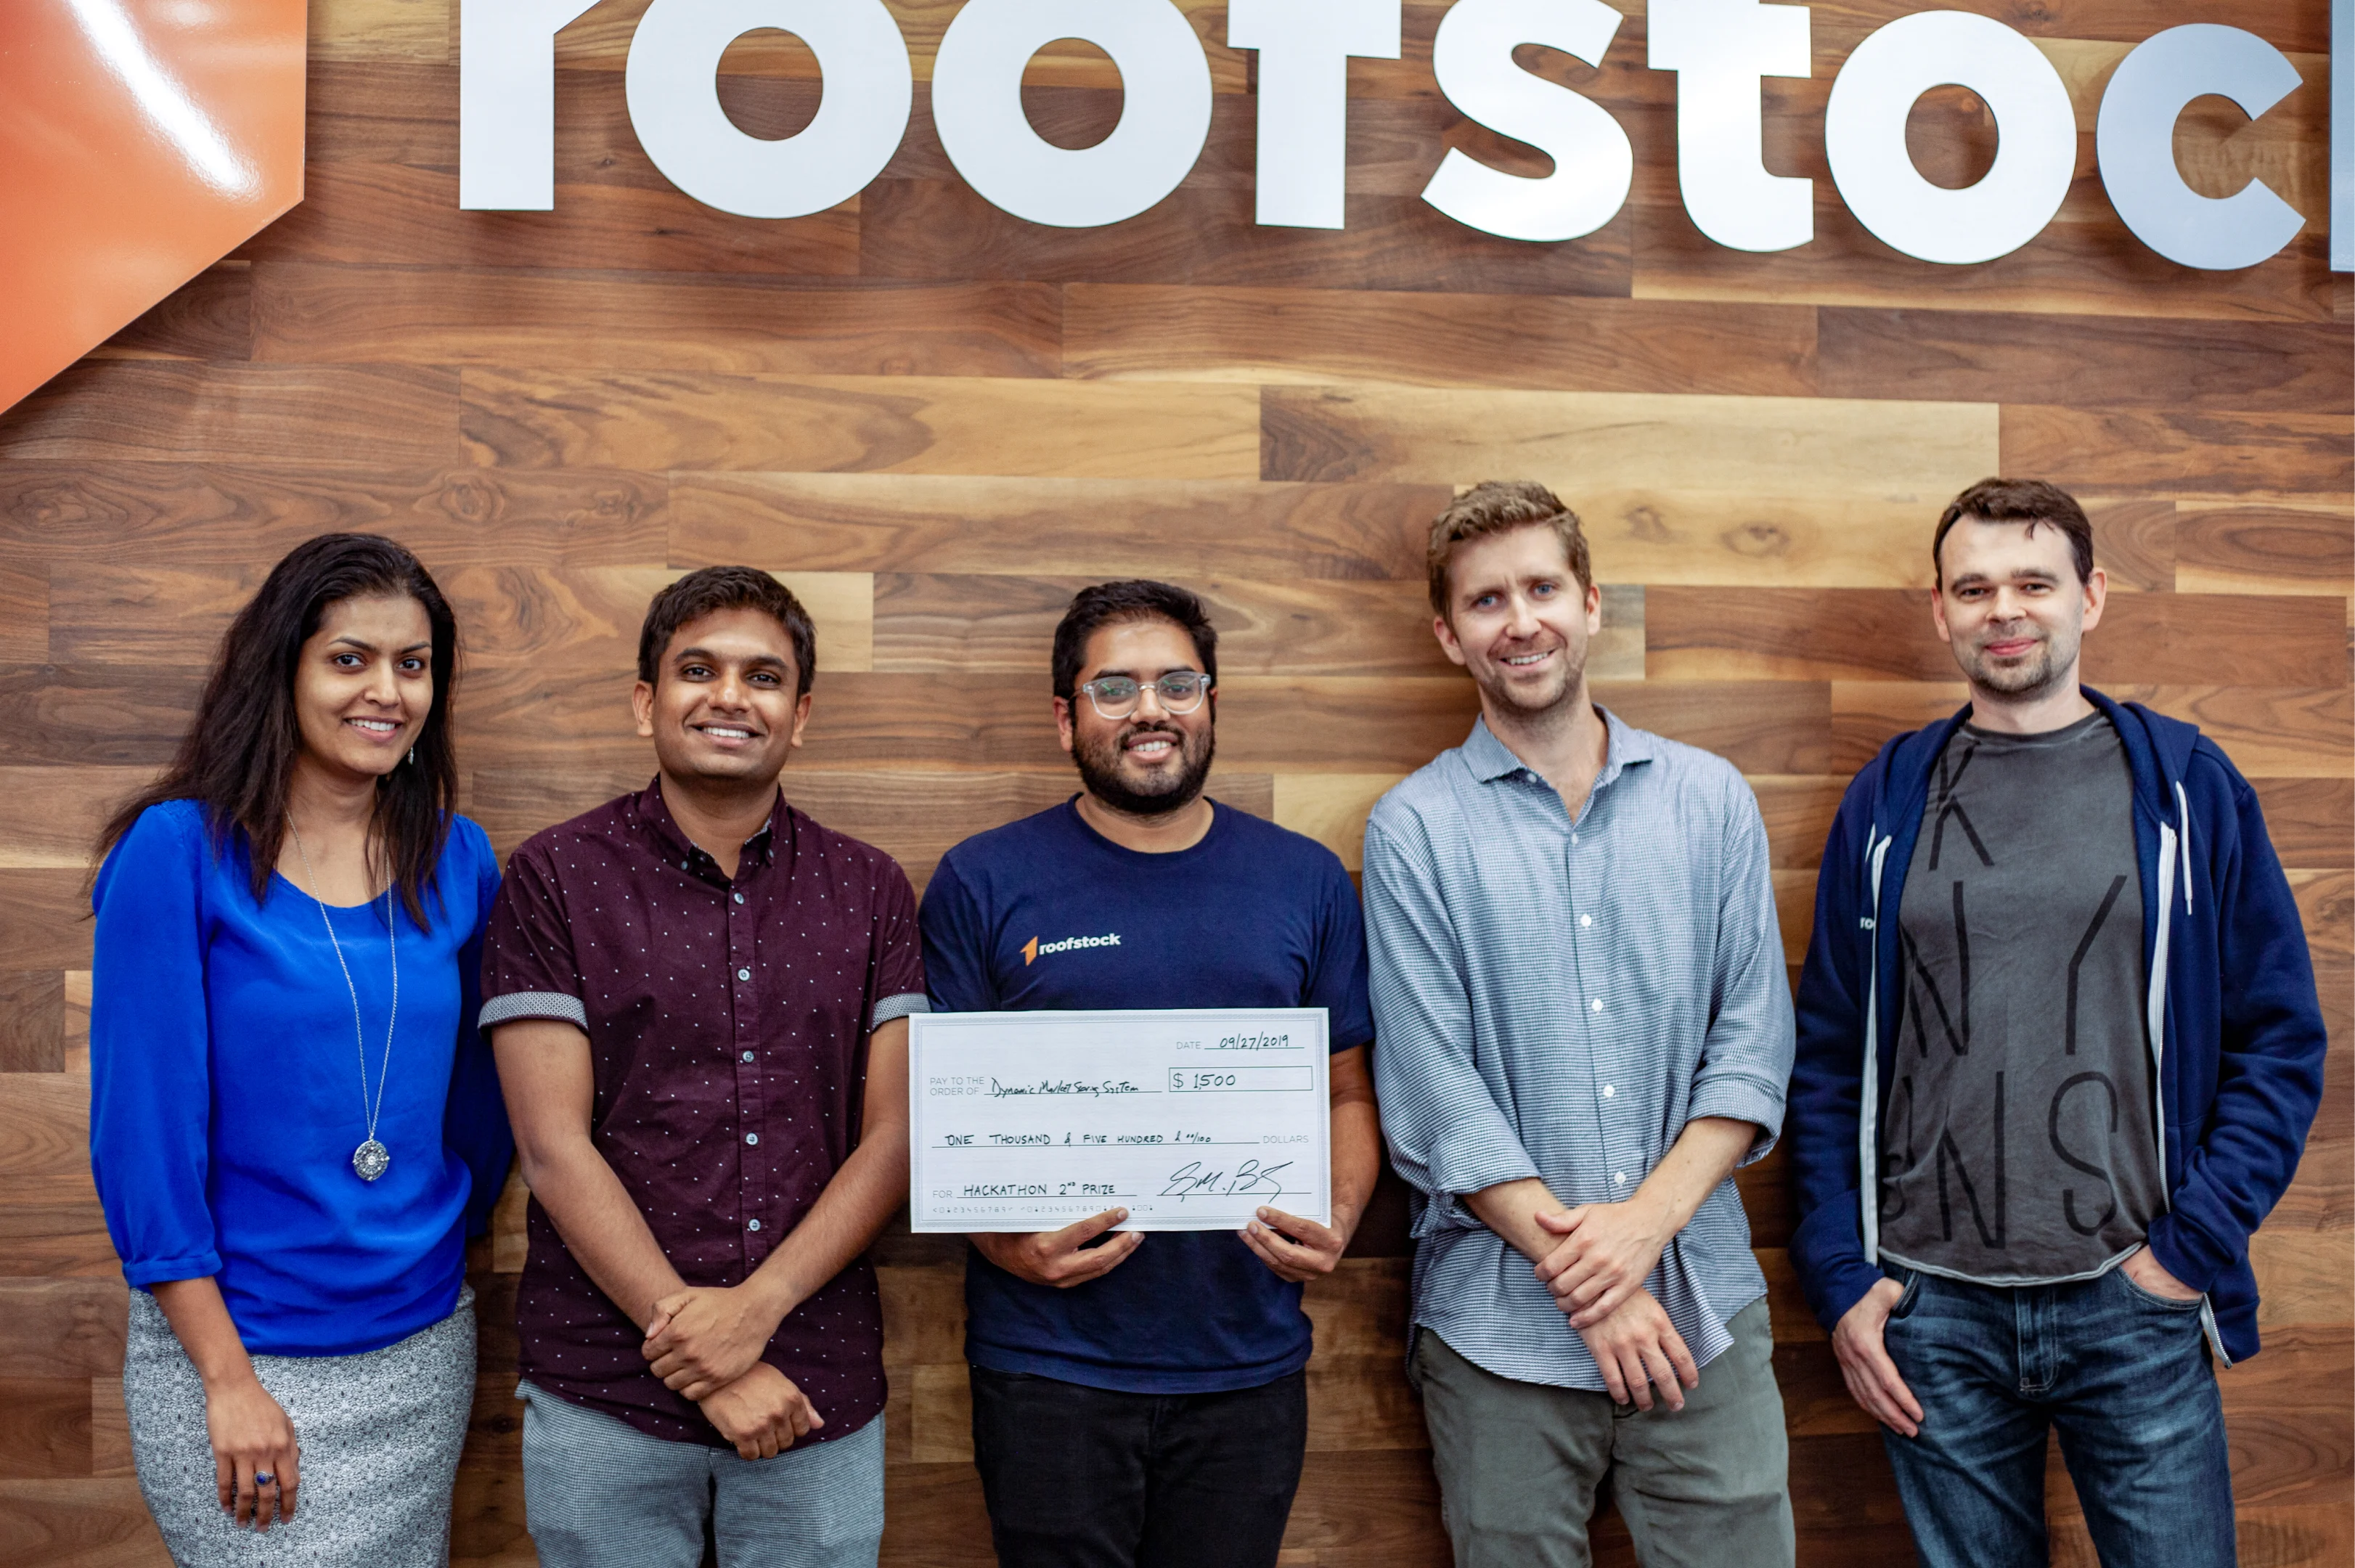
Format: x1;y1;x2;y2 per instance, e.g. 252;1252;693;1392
743;1267;803;1328
195;1357;261;1396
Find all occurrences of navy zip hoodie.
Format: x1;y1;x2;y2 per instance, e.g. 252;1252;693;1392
1789;689;2326;1363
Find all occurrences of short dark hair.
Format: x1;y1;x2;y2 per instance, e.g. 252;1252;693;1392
1933;478;2096;587
1051;581;1219;701
1428;480;1593;617
638;566;817;695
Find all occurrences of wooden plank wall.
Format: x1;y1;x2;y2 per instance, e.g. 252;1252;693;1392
0;1;2347;1563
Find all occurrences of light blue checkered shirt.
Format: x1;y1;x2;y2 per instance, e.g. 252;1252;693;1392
1364;711;1794;1389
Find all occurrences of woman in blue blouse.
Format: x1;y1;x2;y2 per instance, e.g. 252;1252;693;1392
89;534;510;1565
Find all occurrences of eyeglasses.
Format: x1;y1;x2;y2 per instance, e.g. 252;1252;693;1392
1076;671;1213;720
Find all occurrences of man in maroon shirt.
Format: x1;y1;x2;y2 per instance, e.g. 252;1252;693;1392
481;568;925;1568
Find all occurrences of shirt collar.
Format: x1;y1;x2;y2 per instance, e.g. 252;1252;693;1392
633;777;785;881
1461;709;1656;794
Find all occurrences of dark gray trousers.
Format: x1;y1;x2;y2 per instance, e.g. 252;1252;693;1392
1412;1297;1795;1568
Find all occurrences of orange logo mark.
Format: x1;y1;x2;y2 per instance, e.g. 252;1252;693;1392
1;0;307;412
1023;937;1040;966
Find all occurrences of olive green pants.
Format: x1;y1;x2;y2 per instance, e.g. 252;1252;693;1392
1411;1297;1794;1568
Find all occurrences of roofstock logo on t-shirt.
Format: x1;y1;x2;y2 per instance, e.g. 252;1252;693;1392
459;0;2352;274
1023;933;1122;965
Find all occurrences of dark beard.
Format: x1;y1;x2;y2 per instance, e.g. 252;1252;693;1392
1073;721;1216;817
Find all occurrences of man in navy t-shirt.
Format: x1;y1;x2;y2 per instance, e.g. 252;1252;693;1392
920;580;1379;1568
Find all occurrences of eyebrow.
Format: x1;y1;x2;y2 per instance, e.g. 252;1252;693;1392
1949;569;2062;587
1088;666;1201;680
327;635;432;655
672;646;788;669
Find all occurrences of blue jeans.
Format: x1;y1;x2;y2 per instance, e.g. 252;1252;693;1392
1879;1263;2236;1568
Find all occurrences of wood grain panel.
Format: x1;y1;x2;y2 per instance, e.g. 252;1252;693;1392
0;1477;166;1567
0;1283;125;1380
253;265;1061;380
2001;404;2355;497
89;263;253;364
2251;779;2355;869
0;463;668;568
1650;587;2348;686
1065;285;1817;398
0;875;94;973
0;973;65;1074
1261;385;1999;497
670;475;1440;581
1634;197;2343;326
2176;502;2355;597
861;179;1633;300
0;666;210;768
0;362;460;467
0;1384;92;1480
462;369;1262;478
1820;309;2354;413
246;162;862;277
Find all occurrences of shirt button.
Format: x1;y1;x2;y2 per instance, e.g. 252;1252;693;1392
1601;1085;1615;1099
1579;915;1592;928
747;1218;762;1232
737;967;752;981
734;892;745;905
742;1050;755;1063
1571;833;1580;845
1590;997;1603;1012
1612;1172;1626;1185
745;1132;759;1146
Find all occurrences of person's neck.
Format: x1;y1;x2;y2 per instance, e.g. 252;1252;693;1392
1964;669;2095;736
1480;683;1609;820
1075;790;1215;854
286;754;379;839
658;769;780;880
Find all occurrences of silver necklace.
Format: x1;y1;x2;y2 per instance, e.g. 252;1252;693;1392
289;825;399;1183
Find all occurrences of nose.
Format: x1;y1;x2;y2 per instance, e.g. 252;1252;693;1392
1506;590;1541;637
362;658;400;706
1133;682;1169;719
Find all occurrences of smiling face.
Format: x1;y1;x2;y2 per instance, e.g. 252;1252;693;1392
1056;616;1216;817
632;605;812;788
291;594;435;785
1432;524;1602;723
1932;518;2106;702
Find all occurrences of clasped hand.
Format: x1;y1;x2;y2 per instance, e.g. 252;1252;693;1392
644;1283;783;1402
1532;1197;1672;1329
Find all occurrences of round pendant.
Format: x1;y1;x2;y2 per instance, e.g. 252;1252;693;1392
352;1139;391;1183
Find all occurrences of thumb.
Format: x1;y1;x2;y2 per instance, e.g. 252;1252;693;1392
1534;1207;1580;1234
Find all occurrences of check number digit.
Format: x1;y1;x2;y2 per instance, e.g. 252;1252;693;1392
1168;1066;1313;1092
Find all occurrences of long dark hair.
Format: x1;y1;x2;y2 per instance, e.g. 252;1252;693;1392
94;534;462;928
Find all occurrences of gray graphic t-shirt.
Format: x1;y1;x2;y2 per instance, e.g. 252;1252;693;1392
1877;712;2163;1284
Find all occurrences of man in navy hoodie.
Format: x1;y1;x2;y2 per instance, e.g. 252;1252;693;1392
1788;478;2325;1567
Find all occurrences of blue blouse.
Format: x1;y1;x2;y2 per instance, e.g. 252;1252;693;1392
89;801;512;1357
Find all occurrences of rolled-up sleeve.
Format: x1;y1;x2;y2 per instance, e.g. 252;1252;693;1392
1363;814;1540;1228
1689;785;1796;1164
89;806;222;1288
479;846;587;1032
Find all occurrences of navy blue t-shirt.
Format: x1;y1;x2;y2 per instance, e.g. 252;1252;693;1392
919;799;1374;1394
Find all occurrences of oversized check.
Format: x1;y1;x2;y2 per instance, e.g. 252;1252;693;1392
908;1008;1331;1233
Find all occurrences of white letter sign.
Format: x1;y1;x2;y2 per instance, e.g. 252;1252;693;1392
1824;9;2076;264
1649;0;1814;253
1421;0;1634;242
1228;0;1403;230
932;0;1214;229
624;0;913;221
2097;25;2306;271
460;0;600;210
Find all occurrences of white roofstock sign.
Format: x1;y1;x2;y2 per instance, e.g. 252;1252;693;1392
460;0;2355;274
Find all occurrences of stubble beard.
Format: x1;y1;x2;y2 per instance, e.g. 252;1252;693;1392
1962;624;2078;701
1482;642;1588;729
1074;720;1217;817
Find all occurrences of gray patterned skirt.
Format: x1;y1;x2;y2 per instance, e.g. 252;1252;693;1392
123;1285;476;1567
